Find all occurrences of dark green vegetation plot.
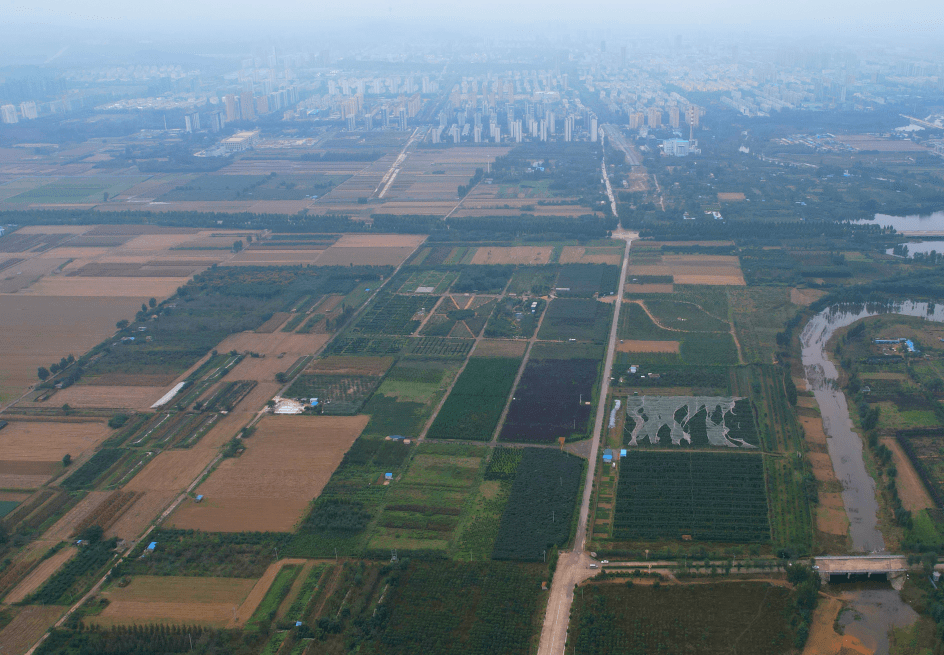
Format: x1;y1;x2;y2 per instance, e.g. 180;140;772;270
82;266;385;381
618;303;739;366
452;265;514;294
568;582;797;655
37;625;268;655
426;357;521;441
492;448;583;561
484;297;546;339
28;538;119;605
358;561;546;655
500;358;599;443
119;530;291;578
539;298;613;344
613;451;770;543
351;292;439;335
555;264;620;297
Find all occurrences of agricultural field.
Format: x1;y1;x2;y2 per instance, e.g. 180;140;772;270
484;296;545;339
0;420;113;488
568;582;798;655
500;357;599;443
626;253;746;286
421;295;497;338
469;246;553;265
617;302;739;366
506;266;558;295
426;357;521;441
623;396;759;448
4;177;148;205
538;298;612;344
91;576;257;627
169;414;368;532
350;291;439;335
613;451;770;543
491;448;583;560
554;263;620;297
396;269;459;294
559;245;623;265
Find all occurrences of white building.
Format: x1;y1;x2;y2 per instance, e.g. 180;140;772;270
0;105;17;124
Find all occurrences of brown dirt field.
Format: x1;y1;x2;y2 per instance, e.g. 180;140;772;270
0;605;66;655
81;373;178;387
0;474;50;489
0;420;111;462
16;225;91;235
559;246;622;265
51;385;165;410
229;559;309;627
169;415;368;532
332;234;426;248
626;264;674;277
470;246;552;265
800;415;828;446
816;502;850;537
0;461;57;475
117;234;199;251
661;255;746;286
472;340;528;358
24;276;186;297
39;491;111;543
802;596;845;655
792;287;828;306
0;295;148;405
216;332;331;383
4;546;78;603
0;491;30;502
808;453;839;484
673;274;746;286
308;356;394;376
313;246;416;267
624;283;674;294
717;192;746;201
616;340;680;353
881;437;934;512
256;312;292;333
228;250;324;265
93;576;257;628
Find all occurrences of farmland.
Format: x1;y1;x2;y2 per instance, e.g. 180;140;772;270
613;451;770;543
500;358;599;443
623;396;760;448
169;415;368;532
538;298;612;344
568;582;797;655
351;292;439;335
426;357;521;441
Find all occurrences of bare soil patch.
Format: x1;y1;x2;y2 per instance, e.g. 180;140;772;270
52;385;165;409
662;255;746;286
4;546;77;603
38;491;111;543
0;605;65;655
882;437;934;511
229;559;308;627
313;246;416;266
25;276;185;297
800;415;828;446
308;356;394;376
216;332;331;382
616;340;680;353
256;312;292;333
332;234;426;248
560;246;622;265
791;287;827;306
801;596;844;655
808;452;839;484
228;250;323;265
0;420;111;462
93;576;257;627
471;246;552;265
472;340;528;358
717;192;746;201
169;415;368;532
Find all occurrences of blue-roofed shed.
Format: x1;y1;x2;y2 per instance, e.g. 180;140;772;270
602;449;613;462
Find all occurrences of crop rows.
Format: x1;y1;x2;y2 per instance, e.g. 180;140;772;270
492;448;583;560
352;292;439;335
613;451;770;543
427;357;521;441
61;449;126;490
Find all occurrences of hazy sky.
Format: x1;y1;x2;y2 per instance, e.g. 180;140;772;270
7;0;944;28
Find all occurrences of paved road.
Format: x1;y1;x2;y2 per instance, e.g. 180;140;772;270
603;123;641;166
536;228;636;655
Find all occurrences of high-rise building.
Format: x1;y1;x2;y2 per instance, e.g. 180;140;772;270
0;105;17;124
240;92;256;120
473;125;482;143
590;116;598;142
668;106;680;128
431;127;441;144
399;107;408;131
223;95;239;122
207;111;225;132
184;112;200;133
647;108;662;128
19;101;37;120
564;115;574;142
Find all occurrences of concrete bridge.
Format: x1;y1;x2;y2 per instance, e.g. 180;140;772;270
813;555;909;589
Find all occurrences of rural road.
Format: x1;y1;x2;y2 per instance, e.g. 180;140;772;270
536;227;635;655
603;124;641;166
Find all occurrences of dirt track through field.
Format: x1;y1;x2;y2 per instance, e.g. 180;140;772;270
228;559;307;627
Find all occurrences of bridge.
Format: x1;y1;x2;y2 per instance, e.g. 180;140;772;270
813;555;909;589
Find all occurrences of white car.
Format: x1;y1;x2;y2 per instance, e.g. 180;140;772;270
601;560;609;564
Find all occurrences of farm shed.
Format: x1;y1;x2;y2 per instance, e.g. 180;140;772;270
603;449;613;462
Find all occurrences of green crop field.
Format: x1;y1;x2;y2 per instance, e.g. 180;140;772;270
426;357;521;441
538;298;612;343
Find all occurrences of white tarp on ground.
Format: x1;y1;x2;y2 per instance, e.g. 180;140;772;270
624;396;756;448
273;397;305;414
150;382;186;408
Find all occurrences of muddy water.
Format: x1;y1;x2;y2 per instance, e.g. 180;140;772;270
801;300;944;551
801;301;944;653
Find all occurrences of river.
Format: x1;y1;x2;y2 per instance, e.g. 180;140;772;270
800;300;944;651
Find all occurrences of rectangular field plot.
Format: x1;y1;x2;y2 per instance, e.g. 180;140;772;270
613;451;770;542
555;263;620;297
624;397;759;448
500;358;598;443
426;357;521;441
285;374;382;414
538;298;612;344
396;269;459;294
484;297;545;339
643;299;730;332
421;295;497;338
491;449;582;560
92;576;256;627
569;582;797;655
350;292;439;335
168;415;368;532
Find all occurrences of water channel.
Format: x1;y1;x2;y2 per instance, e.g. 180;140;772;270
800;300;944;652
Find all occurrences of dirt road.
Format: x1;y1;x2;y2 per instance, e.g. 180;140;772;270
536;229;635;655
